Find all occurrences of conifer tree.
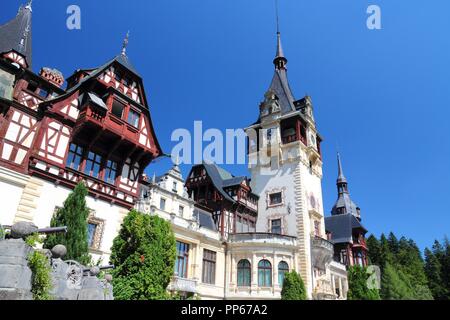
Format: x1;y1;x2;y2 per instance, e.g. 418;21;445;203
280;271;307;300
43;182;90;265
424;248;444;299
425;238;450;300
366;235;381;266
381;262;413;300
110;210;176;300
387;232;399;257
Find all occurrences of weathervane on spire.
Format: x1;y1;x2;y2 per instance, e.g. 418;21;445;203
121;31;130;56
275;0;280;34
25;0;33;11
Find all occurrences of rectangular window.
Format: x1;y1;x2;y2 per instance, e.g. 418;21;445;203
175;241;189;278
160;198;166;211
127;109;140;128
84;151;102;179
66;143;84;171
104;160;117;185
202;249;216;285
87;223;97;247
179;205;184;216
269;192;282;206
314;221;321;237
172;181;178;193
271;219;282;234
111;100;125;119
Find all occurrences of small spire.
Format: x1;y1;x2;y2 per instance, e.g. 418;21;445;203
337;152;347;184
121;31;130;56
18;1;32;54
152;173;156;184
273;0;287;69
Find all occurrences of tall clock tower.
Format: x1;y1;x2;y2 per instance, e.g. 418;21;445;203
245;32;332;297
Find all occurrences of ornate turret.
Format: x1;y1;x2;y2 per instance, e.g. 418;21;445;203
331;153;361;220
0;1;33;68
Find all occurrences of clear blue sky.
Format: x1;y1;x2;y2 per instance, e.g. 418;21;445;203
3;0;449;250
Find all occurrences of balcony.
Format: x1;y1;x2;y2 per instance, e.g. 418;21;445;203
76;103;139;140
229;233;297;246
311;236;334;269
313;278;336;300
168;276;198;293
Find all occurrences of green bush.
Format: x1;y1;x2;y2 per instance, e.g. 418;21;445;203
110;210;176;300
28;250;53;300
281;271;307;300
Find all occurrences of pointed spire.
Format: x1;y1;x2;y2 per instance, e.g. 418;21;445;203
337;152;347;183
0;0;33;68
121;31;130;56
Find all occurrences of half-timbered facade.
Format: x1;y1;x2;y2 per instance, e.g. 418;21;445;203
185;163;259;239
0;2;162;261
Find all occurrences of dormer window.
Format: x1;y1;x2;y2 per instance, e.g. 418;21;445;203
111;100;125;118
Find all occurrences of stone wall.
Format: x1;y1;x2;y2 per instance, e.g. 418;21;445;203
0;223;114;300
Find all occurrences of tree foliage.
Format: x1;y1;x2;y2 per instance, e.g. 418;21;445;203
368;232;434;300
110;210;177;300
347;265;381;300
280;271;307;300
43;182;90;265
424;238;450;300
28;250;53;300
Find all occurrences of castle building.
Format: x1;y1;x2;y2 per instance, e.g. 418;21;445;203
135;30;349;300
0;2;162;262
325;153;369;267
138;161;347;300
244;31;348;298
1;2;351;300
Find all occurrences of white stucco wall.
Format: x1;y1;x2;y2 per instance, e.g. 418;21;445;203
0;179;24;226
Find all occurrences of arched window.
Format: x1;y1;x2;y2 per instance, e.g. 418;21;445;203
278;261;289;286
258;260;272;287
237;260;251;286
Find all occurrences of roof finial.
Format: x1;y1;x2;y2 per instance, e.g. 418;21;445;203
121;31;130;56
25;0;32;11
